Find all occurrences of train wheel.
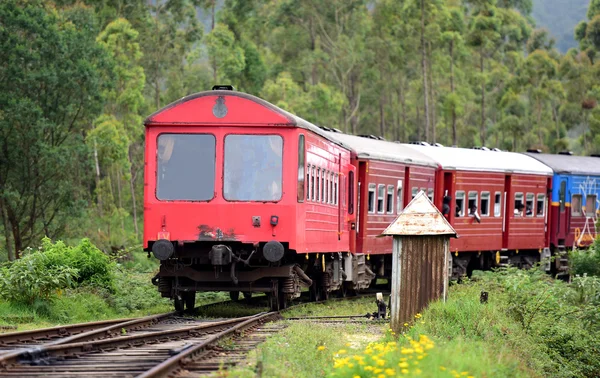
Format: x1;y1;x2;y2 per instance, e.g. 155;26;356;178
242;291;252;302
320;288;330;301
182;291;196;311
174;295;184;313
230;291;240;301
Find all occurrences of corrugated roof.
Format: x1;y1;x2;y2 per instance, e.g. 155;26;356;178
403;144;553;175
381;191;458;237
523;152;600;176
323;132;438;167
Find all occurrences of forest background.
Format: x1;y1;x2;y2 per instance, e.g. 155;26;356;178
1;0;600;260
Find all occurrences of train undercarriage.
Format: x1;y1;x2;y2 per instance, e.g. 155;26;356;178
150;240;376;311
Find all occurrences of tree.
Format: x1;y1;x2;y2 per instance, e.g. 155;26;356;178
0;1;110;257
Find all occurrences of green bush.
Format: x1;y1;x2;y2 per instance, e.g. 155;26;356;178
0;250;78;304
41;237;116;292
570;239;600;276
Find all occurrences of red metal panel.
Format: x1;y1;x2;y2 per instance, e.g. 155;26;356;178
146;93;294;126
505;174;548;251
448;171;505;253
356;160;435;255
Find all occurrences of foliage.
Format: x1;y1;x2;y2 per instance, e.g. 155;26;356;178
570;239;600;276
41;237;116;292
0;249;78;304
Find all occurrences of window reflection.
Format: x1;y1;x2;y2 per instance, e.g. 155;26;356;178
224;135;283;201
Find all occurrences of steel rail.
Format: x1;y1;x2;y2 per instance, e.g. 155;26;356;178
0;314;257;368
138;312;280;378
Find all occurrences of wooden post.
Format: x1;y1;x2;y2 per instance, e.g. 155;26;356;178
390;237;402;331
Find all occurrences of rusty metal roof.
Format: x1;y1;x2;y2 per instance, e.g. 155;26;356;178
381;191;458;237
523;152;600;176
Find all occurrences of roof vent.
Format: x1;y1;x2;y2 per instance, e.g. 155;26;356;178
527;149;541;153
411;141;431;146
558;151;573;155
433;143;444;147
358;134;385;141
331;128;343;133
473;146;490;151
319;126;334;132
492;148;502;152
212;85;235;91
591;154;600;158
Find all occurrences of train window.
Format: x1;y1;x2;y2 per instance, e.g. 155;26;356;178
330;173;334;204
494;192;501;217
537;194;546;217
514;193;524;216
321;169;326;203
335;174;339;205
427;188;434;202
348;172;354;214
572;194;582;216
468;191;478;216
377;184;385;213
311;166;316;201
156;134;216;201
316;169;321;202
397;181;404;213
298;135;305;202
586;194;597;216
224;134;283;201
368;184;376;213
412;187;418;199
525;193;534;217
480;192;490;216
559;180;566;212
455;191;465;216
306;165;311;201
386;185;394;214
324;171;329;204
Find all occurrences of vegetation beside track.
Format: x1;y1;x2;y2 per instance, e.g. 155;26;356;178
223;266;600;378
0;238;228;330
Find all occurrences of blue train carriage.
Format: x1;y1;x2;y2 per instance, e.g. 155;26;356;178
524;151;600;273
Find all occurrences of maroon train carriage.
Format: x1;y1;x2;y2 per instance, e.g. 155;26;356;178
322;132;438;282
144;87;374;311
404;144;554;278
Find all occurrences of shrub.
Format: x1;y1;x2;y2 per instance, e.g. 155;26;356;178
570;239;600;277
0;250;78;304
41;237;116;292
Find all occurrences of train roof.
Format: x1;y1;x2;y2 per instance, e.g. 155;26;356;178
322;132;438;168
403;144;554;176
523;152;600;176
145;89;437;168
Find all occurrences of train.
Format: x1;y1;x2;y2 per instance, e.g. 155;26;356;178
143;86;600;311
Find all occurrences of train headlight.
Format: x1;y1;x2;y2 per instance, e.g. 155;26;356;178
152;239;174;260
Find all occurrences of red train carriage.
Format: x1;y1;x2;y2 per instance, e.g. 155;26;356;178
404;145;553;278
144;87;371;311
323;132;438;281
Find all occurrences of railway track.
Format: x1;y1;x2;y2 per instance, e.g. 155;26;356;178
0;292;384;377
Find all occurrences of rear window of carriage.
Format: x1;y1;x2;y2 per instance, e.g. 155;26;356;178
156;134;216;201
223;134;283;201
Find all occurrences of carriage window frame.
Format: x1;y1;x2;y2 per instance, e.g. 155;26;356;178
480;191;490;216
386;185;395;214
368;183;376;213
536;194;546;217
397;181;404;213
324;170;329;204
335;174;339;205
525;193;534;217
298;135;305;202
494;192;502;217
377;184;385;214
347;172;354;214
427;188;434;202
468;191;478;216
514;192;524;216
586;194;597;216
455;190;465;217
311;166;316;201
572;194;582;216
412;187;418;200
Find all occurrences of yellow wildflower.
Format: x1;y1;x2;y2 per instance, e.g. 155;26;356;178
440;366;447;371
401;369;409;374
415;368;422;375
353;376;361;378
403;323;409;327
317;345;326;351
338;349;347;354
377;359;386;366
415;313;422;319
461;372;468;376
398;362;409;368
374;368;383;374
365;366;374;371
385;368;396;376
400;348;414;354
378;375;386;378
